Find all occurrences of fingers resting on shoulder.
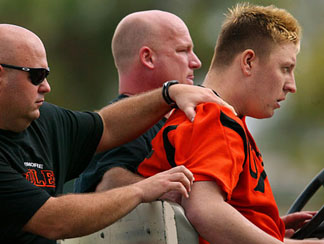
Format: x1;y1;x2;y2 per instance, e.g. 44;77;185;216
168;84;236;122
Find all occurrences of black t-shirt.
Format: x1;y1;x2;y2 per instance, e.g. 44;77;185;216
74;94;166;193
0;102;103;244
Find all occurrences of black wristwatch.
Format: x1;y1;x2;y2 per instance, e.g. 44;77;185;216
162;80;179;108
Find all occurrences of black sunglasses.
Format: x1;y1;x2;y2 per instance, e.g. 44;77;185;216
1;63;50;86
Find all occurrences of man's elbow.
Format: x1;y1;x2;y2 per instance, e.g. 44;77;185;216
22;197;77;240
183;202;206;229
23;220;69;240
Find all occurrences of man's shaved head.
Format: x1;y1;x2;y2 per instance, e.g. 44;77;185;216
112;10;189;72
0;24;46;66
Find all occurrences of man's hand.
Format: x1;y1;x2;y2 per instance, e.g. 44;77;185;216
168;84;236;121
133;165;194;203
282;211;317;238
159;190;182;204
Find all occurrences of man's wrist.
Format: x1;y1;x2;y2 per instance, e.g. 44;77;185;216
162;80;179;108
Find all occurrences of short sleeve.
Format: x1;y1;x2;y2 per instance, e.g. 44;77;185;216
139;103;247;200
38;103;104;184
173;103;247;199
0;161;50;239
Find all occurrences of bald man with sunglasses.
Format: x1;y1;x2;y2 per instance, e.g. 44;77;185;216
0;24;223;244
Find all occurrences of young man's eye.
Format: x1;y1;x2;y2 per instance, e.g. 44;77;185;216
283;67;290;73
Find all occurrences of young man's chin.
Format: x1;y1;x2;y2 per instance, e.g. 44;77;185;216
251;111;274;119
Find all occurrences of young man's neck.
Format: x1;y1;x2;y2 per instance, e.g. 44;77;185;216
202;70;228;102
202;69;242;117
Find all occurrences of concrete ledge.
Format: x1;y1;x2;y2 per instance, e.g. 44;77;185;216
60;201;198;244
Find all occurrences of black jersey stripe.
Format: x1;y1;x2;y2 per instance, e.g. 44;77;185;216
162;125;178;168
220;111;248;168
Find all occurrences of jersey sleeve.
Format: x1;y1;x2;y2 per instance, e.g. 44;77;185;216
175;103;247;199
139;103;247;200
0;161;50;240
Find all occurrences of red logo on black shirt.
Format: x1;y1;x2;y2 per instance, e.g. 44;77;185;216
24;169;56;188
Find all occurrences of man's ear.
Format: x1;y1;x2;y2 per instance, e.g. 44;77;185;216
240;49;256;76
139;46;154;69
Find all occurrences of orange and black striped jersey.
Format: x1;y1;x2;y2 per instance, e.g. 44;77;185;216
138;102;285;243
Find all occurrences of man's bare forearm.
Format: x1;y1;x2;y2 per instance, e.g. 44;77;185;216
23;184;143;240
23;165;193;240
183;182;324;244
97;88;169;152
182;181;283;244
96;167;144;192
284;238;324;244
96;84;224;152
96;168;184;204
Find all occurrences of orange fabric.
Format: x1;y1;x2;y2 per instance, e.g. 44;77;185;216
138;102;285;243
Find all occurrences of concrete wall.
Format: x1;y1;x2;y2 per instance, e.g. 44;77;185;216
60;201;198;244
